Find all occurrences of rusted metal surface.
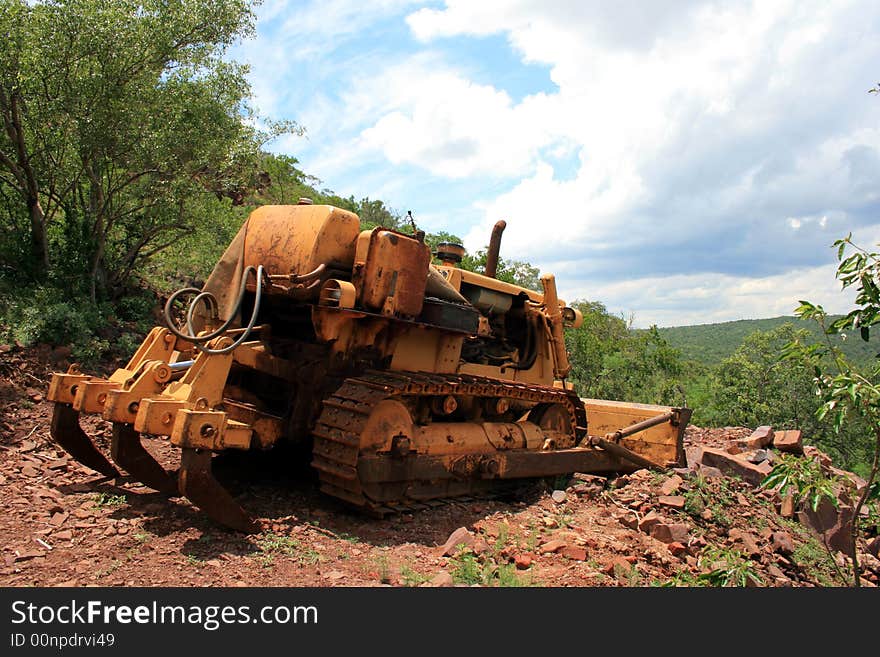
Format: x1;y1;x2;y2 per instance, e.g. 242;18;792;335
590;437;665;471
353;228;431;317
179;448;257;533
50;404;119;478
310;370;588;512
540;273;571;380
110;423;178;495
484;220;507;279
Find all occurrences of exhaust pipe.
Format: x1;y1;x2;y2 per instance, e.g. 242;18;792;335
484;220;506;279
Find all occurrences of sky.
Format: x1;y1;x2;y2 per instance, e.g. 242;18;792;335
229;0;880;328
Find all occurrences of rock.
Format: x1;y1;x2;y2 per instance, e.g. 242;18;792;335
728;528;761;557
697;447;773;486
615;511;639;530
638;511;662;534
746;449;770;464
551;490;567;504
471;539;489;555
541;516;558;529
773;430;803;455
438;527;474;556
868;537;880;559
323;570;345;581
804;445;833;468
767;564;787;579
650;523;689;544
771;531;794;555
15;549;44;562
696;465;724;480
667;542;688;556
798;499;854;554
779;495;795;518
603;557;637;580
658;495;685;510
660;475;683;496
514;554;533;570
430;571;454;587
52;530;73;541
740;426;774;450
725;443;743;455
49;512;68;527
559;546;587;561
538;539;567;555
21;465;40;478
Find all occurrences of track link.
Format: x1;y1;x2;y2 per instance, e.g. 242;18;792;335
310;370;587;513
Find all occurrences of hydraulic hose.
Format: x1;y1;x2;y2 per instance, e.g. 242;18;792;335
163;265;265;355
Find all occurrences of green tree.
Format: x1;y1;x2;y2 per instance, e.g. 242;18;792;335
786;233;880;586
712;324;818;431
0;0;297;297
565;300;684;404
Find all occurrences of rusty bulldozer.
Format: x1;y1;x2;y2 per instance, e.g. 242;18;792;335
47;202;691;531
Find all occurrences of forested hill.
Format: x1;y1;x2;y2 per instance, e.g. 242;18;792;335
656;316;878;365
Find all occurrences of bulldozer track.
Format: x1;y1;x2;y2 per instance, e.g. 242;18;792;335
311;370;588;514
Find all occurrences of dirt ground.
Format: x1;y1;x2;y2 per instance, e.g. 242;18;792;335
1;346;875;587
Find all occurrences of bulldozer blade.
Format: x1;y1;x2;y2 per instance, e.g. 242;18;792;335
110;423;178;495
178;448;257;533
50;404;120;479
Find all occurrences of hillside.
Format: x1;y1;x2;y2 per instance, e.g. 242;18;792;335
656;316;879;365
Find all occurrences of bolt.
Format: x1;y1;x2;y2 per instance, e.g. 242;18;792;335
200;424;215;438
128;402;139;414
97;393;107;404
162;412;173;426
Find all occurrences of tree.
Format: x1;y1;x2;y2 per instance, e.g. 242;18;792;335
565;300;684;404
786;233;880;586
0;0;297;297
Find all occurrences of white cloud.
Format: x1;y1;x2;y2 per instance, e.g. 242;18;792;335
236;0;880;325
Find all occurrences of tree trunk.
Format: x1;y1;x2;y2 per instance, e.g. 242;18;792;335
27;195;49;274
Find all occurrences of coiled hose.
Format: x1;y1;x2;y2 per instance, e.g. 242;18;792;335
163;265;265;355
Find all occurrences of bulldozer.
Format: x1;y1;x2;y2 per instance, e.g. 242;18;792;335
46;201;691;531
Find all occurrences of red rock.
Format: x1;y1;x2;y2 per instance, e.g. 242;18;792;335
638;511;662;534
52;530;73;541
438;527;475;556
514;554;533;570
658;495;685;510
430;571;454;587
779;494;795;518
773;430;803;455
728;528;761;557
741;425;774;449
667;542;688;556
48;512;68;527
538;539;567;555
602;556;634;576
771;531;794;555
725;443;743;455
804;445;833;468
660;475;683;496
559;546;587;561
615;511;639;530
650;523;689;544
697;447;773;486
14;549;44;561
868;537;880;559
21;465;40;478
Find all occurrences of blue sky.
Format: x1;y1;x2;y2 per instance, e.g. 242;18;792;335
230;0;880;327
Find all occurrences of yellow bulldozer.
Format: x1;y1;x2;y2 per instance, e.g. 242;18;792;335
47;201;691;531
